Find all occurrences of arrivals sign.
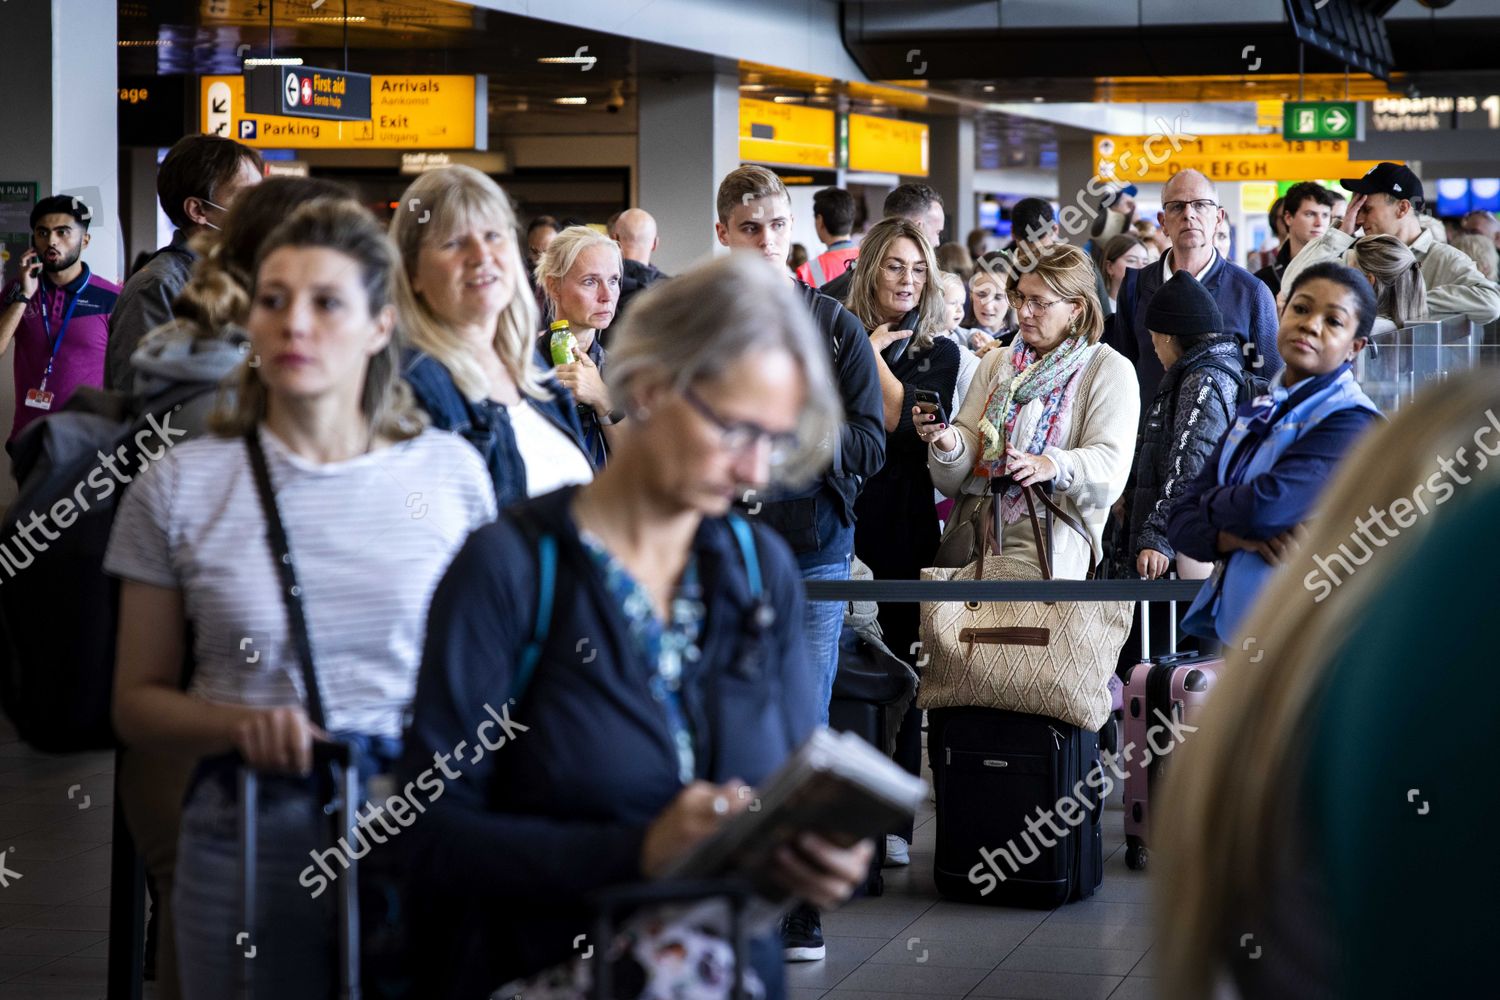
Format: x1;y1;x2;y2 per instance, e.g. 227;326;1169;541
1283;101;1362;142
201;75;484;150
245;66;372;122
1094;133;1382;184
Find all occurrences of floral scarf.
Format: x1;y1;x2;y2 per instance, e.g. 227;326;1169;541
973;336;1095;523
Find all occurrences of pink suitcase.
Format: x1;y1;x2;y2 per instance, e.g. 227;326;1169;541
1120;602;1221;871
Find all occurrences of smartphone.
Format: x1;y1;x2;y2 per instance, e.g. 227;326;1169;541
913;388;948;428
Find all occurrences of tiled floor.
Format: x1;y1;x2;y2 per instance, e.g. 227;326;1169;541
0;715;1159;999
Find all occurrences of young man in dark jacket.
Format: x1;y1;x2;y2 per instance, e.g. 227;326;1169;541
106;135;263;390
715;165;885;962
1117;272;1245;581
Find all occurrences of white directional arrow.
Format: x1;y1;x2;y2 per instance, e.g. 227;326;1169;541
1325;108;1348;134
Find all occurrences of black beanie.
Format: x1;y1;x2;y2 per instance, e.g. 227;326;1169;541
1146;270;1223;337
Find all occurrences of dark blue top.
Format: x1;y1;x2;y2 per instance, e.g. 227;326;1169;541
1166;365;1380;560
534;332;610;469
749;281;886;523
1112;253;1282;409
396;487;817;999
401;349;589;510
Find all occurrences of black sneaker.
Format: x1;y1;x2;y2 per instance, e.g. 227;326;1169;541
780;903;825;961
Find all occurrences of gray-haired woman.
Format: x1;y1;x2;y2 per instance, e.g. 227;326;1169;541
397;252;872;999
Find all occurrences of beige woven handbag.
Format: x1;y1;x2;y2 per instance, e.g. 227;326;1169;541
916;483;1131;731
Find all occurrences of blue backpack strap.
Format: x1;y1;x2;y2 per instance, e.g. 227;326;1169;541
726;515;762;599
510;532;557;707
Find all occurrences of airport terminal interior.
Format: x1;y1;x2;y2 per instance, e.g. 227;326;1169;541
0;0;1495;997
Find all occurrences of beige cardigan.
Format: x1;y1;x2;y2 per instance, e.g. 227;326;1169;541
928;342;1140;579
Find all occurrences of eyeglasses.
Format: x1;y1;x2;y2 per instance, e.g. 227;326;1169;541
682;386;799;466
1006;291;1067;314
880;261;929;282
1162;199;1220;217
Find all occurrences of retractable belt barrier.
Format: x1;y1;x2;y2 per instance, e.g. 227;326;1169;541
804;579;1205;602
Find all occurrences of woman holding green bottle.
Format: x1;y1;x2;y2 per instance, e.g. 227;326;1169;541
535;225;626;467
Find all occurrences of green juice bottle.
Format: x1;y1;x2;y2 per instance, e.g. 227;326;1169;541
548;319;578;367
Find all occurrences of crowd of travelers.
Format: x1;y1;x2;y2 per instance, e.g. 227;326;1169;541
0;136;1493;998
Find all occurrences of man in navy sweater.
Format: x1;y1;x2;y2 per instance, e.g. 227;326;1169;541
1110;169;1281;409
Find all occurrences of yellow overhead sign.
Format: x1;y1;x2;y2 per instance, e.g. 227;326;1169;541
201;74;480;149
848;113;929;176
739;99;835;168
1094;133;1381;183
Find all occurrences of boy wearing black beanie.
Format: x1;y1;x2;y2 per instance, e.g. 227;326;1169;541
1116;271;1246;581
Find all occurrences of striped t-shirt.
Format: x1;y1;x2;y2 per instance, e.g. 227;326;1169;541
104;426;497;738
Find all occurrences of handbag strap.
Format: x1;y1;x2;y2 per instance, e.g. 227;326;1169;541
244;428;328;730
979;480;1099;581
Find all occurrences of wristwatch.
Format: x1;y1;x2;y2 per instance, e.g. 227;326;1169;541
597;409;626;426
4;285;30;308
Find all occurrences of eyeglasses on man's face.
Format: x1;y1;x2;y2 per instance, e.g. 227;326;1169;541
682;386;798;467
1162;199;1220;218
1006;291;1067;315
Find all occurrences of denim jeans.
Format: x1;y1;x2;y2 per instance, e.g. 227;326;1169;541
799;523;854;726
174;769;338;1000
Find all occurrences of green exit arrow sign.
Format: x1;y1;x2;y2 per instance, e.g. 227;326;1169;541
1284;101;1363;141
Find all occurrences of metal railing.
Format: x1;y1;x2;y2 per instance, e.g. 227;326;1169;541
1356;313;1500;413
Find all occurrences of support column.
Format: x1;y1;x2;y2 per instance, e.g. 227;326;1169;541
1055;137;1098;249
0;0;119;495
636;70;741;275
922;114;975;247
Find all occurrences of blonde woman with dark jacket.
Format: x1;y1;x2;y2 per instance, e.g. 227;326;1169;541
917;244;1139;579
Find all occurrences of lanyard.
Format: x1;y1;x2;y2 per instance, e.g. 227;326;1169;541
37;273;91;388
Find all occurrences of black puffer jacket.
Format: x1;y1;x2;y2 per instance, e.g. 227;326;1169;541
1123;335;1244;563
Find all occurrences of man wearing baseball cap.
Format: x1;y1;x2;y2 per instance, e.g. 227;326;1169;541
1280;162;1500;324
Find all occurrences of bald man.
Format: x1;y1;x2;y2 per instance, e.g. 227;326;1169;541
1108;169;1280;406
613;207;670;328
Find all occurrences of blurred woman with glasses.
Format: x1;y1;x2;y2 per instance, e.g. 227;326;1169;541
917;244;1139;580
396;254;871;999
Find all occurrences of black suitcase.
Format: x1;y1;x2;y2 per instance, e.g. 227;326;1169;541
928;706;1104;909
827;629;919;895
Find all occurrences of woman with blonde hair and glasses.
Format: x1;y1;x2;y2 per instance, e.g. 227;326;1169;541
1157;370;1497;1000
844;216;960;659
391;165;592;508
534;224;624;466
917;243;1139;580
108;199;496;996
1350;232;1428;330
397;253;870;999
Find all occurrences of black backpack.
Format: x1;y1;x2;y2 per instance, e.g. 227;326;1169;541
1202;359;1271;408
0;382;206;752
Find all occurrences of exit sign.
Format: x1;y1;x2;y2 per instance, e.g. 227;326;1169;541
1284;101;1363;141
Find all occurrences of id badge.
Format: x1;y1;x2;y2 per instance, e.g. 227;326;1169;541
24;388;54;411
